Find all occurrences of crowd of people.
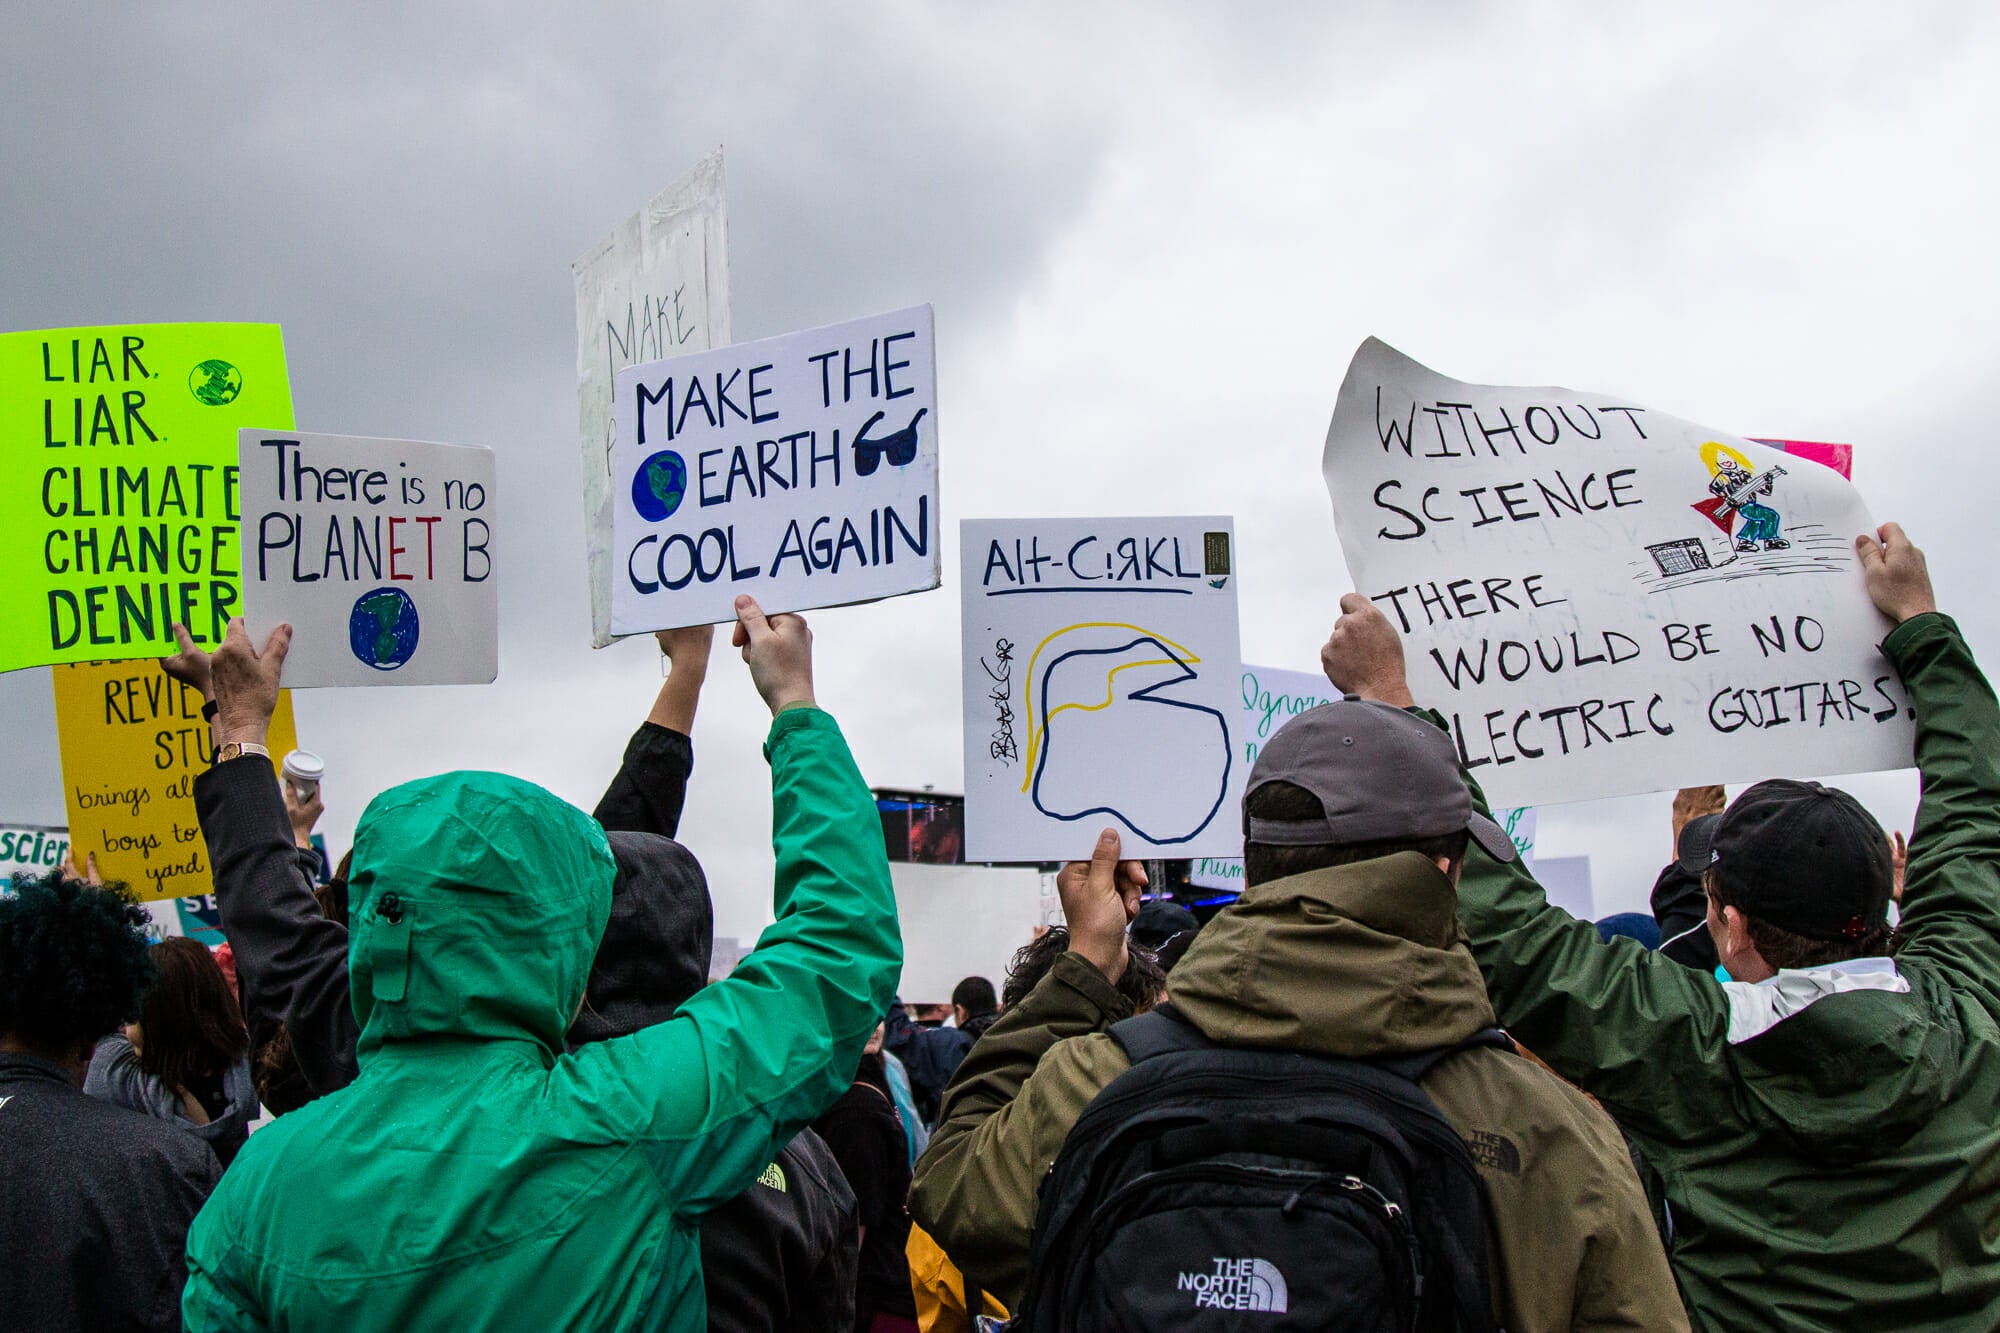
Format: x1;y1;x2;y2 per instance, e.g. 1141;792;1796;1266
3;523;1997;1331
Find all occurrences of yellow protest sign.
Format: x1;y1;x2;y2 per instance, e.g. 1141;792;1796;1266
52;660;300;900
0;323;294;672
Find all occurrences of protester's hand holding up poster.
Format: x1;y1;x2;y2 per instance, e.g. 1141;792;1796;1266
1054;828;1148;984
730;593;815;716
1854;522;1937;625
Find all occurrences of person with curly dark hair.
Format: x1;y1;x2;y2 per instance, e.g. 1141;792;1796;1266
87;936;257;1167
0;870;221;1333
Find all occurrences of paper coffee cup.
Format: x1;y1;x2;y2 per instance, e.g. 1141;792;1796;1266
282;749;326;799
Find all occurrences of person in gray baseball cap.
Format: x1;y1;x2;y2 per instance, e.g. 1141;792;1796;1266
909;677;1686;1331
1241;692;1520;877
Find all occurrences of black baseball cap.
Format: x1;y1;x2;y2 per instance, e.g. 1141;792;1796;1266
1131;900;1200;971
1676;813;1722;875
1243;697;1517;862
1707;779;1892;942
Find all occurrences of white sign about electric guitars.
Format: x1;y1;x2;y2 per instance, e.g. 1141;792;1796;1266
1322;338;1913;808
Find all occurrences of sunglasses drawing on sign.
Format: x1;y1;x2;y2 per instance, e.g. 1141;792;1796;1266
852;407;928;477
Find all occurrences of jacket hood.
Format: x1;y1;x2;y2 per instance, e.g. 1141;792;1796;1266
1168;852;1497;1058
1723;959;1958;1164
347;771;614;1061
566;830;711;1047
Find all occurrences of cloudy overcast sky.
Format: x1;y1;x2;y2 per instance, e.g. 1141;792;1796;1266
4;3;1996;944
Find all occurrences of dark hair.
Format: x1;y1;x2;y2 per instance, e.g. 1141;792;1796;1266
0;873;154;1058
137;937;248;1093
1002;927;1168;1013
855;1048;890;1098
951;975;997;1016
1705;869;1894;970
1244;782;1469;888
314;849;353;928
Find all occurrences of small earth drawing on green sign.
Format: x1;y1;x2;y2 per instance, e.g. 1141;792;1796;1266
349;587;420;671
189;359;243;405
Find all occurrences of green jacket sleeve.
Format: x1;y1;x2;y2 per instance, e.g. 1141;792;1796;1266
909;952;1134;1308
1439;708;1735;1142
183;1196;268;1333
1880;613;2000;1010
552;705;902;1213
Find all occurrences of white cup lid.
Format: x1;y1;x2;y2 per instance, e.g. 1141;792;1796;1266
282;749;326;781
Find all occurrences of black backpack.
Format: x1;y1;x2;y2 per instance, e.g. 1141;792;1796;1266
1014;1005;1509;1332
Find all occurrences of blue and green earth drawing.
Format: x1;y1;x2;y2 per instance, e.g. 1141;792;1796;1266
349;587;420;671
632;449;687;522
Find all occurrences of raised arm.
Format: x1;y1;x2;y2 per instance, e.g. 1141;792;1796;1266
592;625;714;837
1859;525;2000;1006
1321;595;1731;1138
558;597;902;1211
165;621;360;1099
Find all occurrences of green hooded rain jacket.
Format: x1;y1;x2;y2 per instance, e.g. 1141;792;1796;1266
182;706;901;1332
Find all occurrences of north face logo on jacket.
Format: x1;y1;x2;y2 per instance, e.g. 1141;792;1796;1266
1175;1258;1289;1312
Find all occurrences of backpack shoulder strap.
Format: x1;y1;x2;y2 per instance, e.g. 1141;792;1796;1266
1375;1025;1516;1085
1106;1003;1213;1065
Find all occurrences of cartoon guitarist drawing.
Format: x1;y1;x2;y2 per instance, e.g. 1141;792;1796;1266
1693;443;1789;553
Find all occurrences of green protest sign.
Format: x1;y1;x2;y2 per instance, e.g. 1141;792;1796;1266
0;323;294;671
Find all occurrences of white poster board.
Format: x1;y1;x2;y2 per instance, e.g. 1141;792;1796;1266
1324;338;1912;809
574;150;730;647
240;431;498;686
892;861;1050;1004
609;305;939;633
962;516;1244;861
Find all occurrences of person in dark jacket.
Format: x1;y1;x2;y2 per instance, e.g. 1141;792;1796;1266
1645;786;1728;973
0;871;220;1333
951;976;998;1035
167;619;864;1330
884;978;997;1126
86;935;258;1167
881;999;950;1123
815;1025;919;1333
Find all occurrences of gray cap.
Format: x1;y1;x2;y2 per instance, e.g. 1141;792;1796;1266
1243;696;1517;862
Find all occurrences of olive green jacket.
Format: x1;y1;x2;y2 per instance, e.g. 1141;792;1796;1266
909;852;1689;1331
1453;612;2000;1332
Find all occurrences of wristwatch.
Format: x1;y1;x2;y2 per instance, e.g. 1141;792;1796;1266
215;740;271;764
